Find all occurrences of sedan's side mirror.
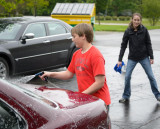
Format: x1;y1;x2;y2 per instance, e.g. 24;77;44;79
21;33;35;44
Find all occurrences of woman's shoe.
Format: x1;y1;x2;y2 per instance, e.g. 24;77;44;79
157;96;160;102
119;98;129;103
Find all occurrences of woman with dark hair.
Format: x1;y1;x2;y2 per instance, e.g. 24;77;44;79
117;13;160;103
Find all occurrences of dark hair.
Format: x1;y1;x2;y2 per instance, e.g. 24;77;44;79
129;13;142;29
71;23;93;43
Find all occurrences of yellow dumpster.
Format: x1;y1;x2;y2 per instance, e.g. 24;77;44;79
51;3;96;27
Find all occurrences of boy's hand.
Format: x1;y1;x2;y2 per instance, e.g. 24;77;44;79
39;71;50;81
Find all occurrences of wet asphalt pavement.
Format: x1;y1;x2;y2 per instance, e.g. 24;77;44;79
92;30;160;129
10;29;160;129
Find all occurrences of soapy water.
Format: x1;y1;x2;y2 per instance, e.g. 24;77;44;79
8;75;36;84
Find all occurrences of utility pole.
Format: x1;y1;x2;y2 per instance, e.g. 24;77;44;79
140;0;143;14
34;0;37;17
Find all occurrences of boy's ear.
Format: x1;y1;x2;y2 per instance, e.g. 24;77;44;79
82;34;86;40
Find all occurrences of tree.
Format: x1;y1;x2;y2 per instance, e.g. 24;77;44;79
12;0;25;16
26;0;49;16
142;0;160;26
0;0;16;16
110;0;141;16
96;0;107;15
111;0;123;16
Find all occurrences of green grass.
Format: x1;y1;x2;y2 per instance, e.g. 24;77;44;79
95;24;160;32
95;24;128;32
95;18;160;31
96;20;129;24
95;18;160;26
145;25;160;30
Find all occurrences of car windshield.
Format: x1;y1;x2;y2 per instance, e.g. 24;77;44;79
0;22;22;40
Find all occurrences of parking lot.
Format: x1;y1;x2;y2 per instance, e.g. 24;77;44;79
10;29;160;129
95;30;160;129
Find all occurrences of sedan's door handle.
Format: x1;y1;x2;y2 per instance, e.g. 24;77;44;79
67;37;72;40
43;40;50;43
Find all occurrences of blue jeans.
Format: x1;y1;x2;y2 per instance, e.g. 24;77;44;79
122;57;160;99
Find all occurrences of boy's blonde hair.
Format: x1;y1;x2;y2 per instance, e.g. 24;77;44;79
71;23;93;43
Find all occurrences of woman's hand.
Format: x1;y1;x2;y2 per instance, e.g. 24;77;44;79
117;61;122;67
150;59;154;64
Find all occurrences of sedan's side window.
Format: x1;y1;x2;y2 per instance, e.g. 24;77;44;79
24;23;46;38
47;23;67;35
0;99;26;129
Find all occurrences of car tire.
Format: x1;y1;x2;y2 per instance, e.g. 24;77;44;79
66;47;79;68
0;57;9;79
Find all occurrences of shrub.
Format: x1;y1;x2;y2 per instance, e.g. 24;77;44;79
118;16;131;21
5;13;9;17
16;14;23;17
126;16;131;21
112;16;118;21
0;13;5;17
119;16;126;21
105;16;112;20
96;16;104;21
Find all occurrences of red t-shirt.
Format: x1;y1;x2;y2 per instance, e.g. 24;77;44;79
68;46;111;105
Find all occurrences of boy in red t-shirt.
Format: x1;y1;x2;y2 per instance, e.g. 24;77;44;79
40;23;111;106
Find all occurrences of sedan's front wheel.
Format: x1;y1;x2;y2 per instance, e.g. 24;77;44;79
0;57;9;79
66;47;79;68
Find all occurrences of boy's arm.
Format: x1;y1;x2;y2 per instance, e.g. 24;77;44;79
40;70;74;80
82;75;105;95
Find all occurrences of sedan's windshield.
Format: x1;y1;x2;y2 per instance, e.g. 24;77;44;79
0;22;22;40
